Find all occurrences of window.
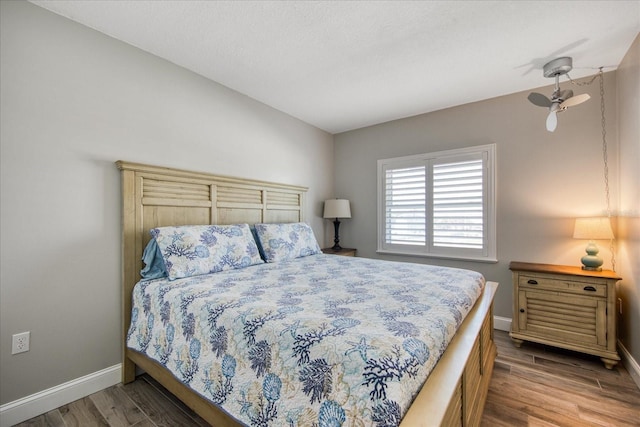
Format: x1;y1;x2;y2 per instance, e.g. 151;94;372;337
377;144;496;262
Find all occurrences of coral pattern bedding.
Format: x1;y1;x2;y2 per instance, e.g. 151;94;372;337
127;254;485;426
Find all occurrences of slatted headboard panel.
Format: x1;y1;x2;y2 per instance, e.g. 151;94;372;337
116;161;307;381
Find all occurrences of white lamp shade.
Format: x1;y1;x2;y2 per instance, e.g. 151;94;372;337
323;199;351;219
573;217;614;240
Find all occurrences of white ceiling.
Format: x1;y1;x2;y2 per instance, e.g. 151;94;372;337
29;0;640;134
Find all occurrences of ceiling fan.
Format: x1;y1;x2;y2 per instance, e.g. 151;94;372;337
527;57;590;132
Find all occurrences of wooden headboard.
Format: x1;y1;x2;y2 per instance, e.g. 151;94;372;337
116;161;307;381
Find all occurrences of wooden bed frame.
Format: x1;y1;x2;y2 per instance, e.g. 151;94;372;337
117;161;498;427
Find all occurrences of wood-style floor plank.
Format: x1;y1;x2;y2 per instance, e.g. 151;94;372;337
14;410;66;427
140;376;210;427
12;330;640;427
89;385;147;427
484;331;640;427
128;420;156;427
121;376;205;427
58;397;109;427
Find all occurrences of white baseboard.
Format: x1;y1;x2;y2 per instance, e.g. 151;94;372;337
493;315;511;332
618;340;640;390
0;364;121;427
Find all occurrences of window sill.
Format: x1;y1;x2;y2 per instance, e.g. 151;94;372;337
376;249;498;264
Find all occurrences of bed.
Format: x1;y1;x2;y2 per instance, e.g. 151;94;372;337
117;161;498;427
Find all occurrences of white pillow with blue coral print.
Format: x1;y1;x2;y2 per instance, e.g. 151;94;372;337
150;224;263;280
254;222;322;263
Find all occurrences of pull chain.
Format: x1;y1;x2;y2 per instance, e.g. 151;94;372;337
568;69;616;271
598;70;616;272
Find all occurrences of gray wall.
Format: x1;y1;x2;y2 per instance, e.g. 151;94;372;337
2;0;638;409
616;34;640;366
0;1;334;405
334;70;621;329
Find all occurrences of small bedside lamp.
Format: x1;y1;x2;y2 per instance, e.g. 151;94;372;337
573;217;614;271
323;199;351;250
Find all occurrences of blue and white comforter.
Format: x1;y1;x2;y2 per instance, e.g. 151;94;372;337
127;255;485;426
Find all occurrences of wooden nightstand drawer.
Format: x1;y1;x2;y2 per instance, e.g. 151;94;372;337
518;275;607;297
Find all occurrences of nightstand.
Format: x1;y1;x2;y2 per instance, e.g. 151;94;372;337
322;248;357;257
509;261;621;369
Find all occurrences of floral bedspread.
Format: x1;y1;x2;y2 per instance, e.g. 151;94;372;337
127;254;485;426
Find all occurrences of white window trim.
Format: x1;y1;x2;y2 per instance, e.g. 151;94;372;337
377;144;497;263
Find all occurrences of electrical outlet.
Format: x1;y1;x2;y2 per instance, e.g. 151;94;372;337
11;331;30;355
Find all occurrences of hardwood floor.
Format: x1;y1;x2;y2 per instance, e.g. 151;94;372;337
14;330;640;427
482;331;640;427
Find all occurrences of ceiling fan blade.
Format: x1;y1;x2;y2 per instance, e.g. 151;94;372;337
528;92;552;107
546;111;557;132
560;93;591;109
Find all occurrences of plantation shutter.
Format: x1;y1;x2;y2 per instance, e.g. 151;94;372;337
432;157;484;249
384;165;426;245
377;144;495;261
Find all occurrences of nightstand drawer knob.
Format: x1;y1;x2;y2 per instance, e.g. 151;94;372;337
583;286;597;292
519;309;525;313
527;279;538;285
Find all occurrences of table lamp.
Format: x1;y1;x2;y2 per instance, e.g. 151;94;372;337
573;217;614;271
323;199;351;250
